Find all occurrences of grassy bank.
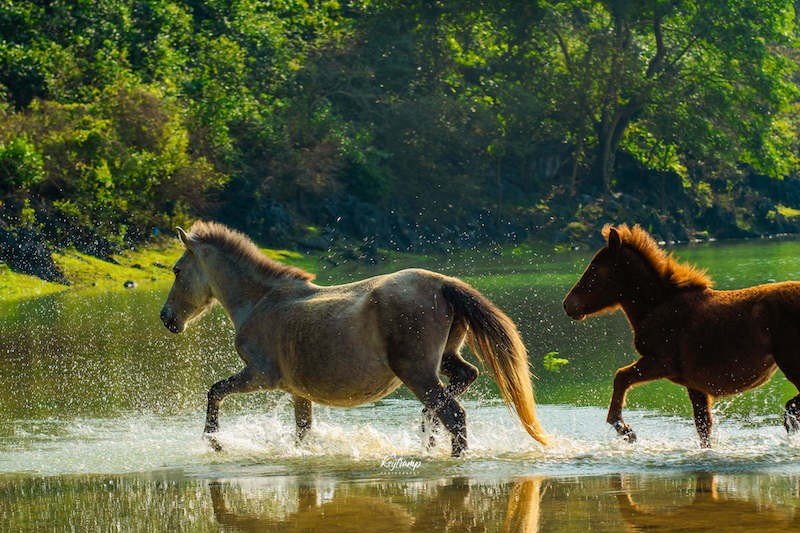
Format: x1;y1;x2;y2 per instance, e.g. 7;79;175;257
0;239;320;304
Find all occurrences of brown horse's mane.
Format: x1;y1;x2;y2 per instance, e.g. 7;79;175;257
189;220;315;281
603;224;712;290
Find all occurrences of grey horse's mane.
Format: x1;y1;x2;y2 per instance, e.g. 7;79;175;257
189;220;315;281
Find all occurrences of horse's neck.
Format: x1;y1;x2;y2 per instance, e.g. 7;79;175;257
617;260;671;329
205;257;289;330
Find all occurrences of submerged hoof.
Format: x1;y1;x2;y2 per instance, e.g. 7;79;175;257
613;421;637;444
450;435;468;458
784;412;800;434
621;429;637;444
204;432;223;452
421;408;441;449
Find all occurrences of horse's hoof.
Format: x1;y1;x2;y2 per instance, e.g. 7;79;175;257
450;441;467;457
204;433;223;452
784;412;800;434
613;421;637;443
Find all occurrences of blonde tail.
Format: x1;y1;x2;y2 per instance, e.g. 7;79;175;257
442;280;548;446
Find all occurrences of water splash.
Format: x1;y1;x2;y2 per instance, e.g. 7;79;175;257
3;401;800;478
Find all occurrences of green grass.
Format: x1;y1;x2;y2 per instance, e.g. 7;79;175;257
0;239;322;304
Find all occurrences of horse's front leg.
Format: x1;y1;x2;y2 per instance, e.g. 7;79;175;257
607;357;671;443
293;395;313;444
205;366;270;451
688;388;713;448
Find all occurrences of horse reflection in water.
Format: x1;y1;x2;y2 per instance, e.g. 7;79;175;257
209;477;543;532
564;224;800;447
160;221;546;456
614;474;800;531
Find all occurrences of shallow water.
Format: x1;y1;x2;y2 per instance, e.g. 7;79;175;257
5;237;800;530
4;401;800;530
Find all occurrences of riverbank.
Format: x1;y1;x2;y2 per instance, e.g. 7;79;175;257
0;238;318;304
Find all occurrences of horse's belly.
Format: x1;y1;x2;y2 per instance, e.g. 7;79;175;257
681;356;778;397
281;363;403;407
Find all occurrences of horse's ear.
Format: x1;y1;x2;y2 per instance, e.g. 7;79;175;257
607;227;622;254
176;227;192;249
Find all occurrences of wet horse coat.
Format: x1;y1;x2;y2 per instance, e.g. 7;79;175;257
160;221;547;455
563;224;800;447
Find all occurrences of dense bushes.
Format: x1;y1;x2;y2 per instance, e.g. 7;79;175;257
1;1;800;269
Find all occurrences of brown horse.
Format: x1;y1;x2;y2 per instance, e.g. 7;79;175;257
160;221;546;456
563;224;800;447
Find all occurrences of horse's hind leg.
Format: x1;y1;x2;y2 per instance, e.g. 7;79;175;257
293;395;313;443
394;363;467;457
422;352;479;447
442;352;479;396
419;381;467;457
773;355;800;433
688;388;713;448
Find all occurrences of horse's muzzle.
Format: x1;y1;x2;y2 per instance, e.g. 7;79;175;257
562;297;586;321
160;306;184;334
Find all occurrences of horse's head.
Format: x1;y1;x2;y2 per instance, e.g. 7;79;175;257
563;226;624;320
160;227;216;334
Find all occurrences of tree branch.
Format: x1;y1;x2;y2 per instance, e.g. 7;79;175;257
645;16;666;79
553;27;572;71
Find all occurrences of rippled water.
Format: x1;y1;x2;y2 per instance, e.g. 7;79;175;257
5;237;800;530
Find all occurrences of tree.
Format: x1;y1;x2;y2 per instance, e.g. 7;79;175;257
544;0;798;192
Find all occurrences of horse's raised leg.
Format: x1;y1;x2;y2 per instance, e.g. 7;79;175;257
441;352;479;396
422;352;479;448
688;388;713;448
293;395;313;443
607;357;671;443
205;366;269;451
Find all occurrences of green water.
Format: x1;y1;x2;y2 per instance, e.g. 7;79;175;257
3;237;800;530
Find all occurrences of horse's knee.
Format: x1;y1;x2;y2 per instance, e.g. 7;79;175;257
208;380;228;404
294;396;313;442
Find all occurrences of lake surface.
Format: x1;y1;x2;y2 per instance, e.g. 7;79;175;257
4;237;800;530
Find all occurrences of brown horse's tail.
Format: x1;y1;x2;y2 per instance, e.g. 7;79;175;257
441;280;548;446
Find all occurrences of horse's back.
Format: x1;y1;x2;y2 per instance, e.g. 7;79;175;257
656;282;800;395
702;281;800;322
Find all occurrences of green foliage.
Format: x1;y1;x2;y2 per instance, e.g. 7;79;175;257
0;0;798;251
543;351;569;373
0;136;44;194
